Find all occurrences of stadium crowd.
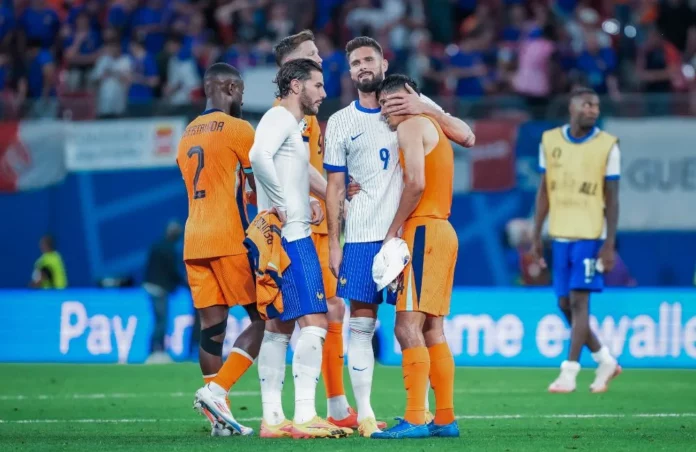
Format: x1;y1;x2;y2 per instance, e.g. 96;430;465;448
0;0;695;118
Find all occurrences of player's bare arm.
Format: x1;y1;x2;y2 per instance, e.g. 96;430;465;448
531;174;549;268
384;116;428;243
599;179;619;272
381;84;475;148
326;170;346;277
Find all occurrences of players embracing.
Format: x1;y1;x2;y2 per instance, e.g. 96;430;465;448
323;37;475;438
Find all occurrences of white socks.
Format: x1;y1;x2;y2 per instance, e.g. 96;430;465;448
348;317;377;422
591;346;616;365
327;395;351;420
258;331;290;426
293;326;327;424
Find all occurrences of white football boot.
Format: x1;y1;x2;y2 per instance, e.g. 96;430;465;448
193;384;253;436
590;361;622;393
548;360;580;393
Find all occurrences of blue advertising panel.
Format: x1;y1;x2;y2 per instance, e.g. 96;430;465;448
377;288;696;368
1;288;695;368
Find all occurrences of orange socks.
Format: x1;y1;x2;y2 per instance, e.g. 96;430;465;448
428;342;455;425
402;346;430;425
322;322;346;398
212;349;254;392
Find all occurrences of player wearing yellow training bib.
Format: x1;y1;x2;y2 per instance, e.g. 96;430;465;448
531;87;622;395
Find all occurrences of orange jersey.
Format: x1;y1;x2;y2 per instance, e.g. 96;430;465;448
177;109;256;260
404;115;454;221
272;99;327;234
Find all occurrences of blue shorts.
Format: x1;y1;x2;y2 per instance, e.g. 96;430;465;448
267;236;327;322
552;239;604;298
337;242;395;305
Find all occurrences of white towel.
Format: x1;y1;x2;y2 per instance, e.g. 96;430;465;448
372;238;411;291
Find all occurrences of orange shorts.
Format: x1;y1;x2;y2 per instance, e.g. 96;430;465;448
395;218;458;316
312;233;337;299
185;254;255;310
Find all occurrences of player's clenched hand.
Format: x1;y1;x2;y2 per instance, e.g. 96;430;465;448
329;244;342;278
529;236;547;269
597;241;616;273
269;206;287;225
346;177;361;200
309;199;324;225
381;83;426;117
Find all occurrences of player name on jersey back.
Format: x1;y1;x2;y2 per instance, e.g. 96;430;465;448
324;101;403;243
177;110;256;260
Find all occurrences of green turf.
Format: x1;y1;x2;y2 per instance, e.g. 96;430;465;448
0;364;694;451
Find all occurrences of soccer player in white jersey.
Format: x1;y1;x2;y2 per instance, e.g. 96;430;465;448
531;87;621;393
323;36;475;437
249;58;351;439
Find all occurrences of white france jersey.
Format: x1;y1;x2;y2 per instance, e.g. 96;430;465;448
250;106;312;242
324;97;445;243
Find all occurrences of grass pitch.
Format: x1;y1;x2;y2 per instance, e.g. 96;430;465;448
0;364;694;451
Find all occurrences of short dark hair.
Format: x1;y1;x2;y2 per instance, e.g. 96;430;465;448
204;62;241;80
376;74;420;100
274;58;323;98
345;36;383;58
570;86;597;100
41;234;55;250
274;30;315;66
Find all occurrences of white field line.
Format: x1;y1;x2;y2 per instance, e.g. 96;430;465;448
0;388;538;401
1;413;695;424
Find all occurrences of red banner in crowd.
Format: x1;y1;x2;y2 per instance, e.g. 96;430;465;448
0;121;66;193
469;119;519;192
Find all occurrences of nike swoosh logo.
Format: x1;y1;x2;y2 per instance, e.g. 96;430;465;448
338;355;345;359
352;366;368;371
351;133;364;141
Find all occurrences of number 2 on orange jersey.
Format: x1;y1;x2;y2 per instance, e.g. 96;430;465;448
187;145;206;199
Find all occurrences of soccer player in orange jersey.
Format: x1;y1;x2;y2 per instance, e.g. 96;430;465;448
178;63;264;437
372;75;461;439
258;30;365;431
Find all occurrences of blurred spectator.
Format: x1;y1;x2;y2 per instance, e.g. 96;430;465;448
90;36;131;118
573;30;621;101
407;28;443;97
107;0;138;49
62;11;101;92
19;0;61;49
0;2;14;47
182;11;211;61
132;0;167;55
511;26;556;117
315;32;350;100
127;36;159;110
265;2;293;42
143;221;185;364
447;30;489;98
0;45;8;93
656;0;696;56
565;7;611;55
65;0;103;31
23;39;57;118
637;26;683;93
30;234;67;289
162;34;201;108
